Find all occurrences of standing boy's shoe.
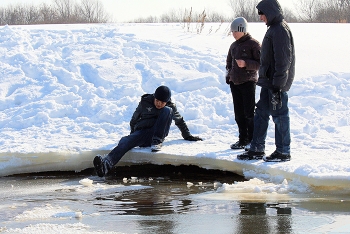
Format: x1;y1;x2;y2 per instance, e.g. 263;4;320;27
230;141;247;150
237;150;265;160
263;151;291;162
151;140;162;152
93;155;110;177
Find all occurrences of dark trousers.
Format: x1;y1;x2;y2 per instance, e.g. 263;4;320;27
250;87;291;154
230;81;256;143
105;106;173;166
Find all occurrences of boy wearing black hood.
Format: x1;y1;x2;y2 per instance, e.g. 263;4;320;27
237;0;295;162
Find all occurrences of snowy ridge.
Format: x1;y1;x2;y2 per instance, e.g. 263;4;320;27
1;23;350;192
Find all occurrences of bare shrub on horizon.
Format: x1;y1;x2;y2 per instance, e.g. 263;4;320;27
1;0;346;25
295;0;349;23
0;0;109;25
196;10;206;34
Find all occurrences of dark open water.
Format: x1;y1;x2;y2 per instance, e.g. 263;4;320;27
1;164;349;233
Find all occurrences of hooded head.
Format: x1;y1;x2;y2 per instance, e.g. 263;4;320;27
256;0;284;26
154;85;171;102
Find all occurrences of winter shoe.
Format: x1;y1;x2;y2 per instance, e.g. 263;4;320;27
263;150;291;162
230;141;248;150
93;155;111;177
151;140;162;152
237;150;265;160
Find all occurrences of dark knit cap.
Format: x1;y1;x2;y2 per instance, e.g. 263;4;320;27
154;85;171;102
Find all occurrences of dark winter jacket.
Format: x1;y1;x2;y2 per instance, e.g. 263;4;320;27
226;33;261;85
256;0;295;92
130;94;191;139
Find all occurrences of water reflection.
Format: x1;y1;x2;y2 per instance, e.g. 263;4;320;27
2;167;349;233
237;203;269;233
94;177;297;233
137;220;176;234
237;202;292;234
96;182;199;215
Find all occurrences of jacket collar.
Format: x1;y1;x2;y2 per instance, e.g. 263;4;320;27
237;33;252;43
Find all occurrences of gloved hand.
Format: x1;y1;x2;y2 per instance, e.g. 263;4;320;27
225;70;231;84
271;88;282;110
185;135;203;141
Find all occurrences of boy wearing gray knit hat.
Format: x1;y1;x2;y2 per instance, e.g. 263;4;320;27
226;17;261;150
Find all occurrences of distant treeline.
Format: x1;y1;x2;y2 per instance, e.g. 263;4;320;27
0;0;349;25
131;0;349;23
0;0;109;25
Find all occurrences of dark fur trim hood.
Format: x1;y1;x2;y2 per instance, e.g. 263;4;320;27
256;0;284;26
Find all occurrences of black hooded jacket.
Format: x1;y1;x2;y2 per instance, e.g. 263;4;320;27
129;94;191;139
256;0;295;92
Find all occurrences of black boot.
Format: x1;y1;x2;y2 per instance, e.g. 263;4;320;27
151;139;163;152
263;150;291;162
93;155;111;177
237;150;265;160
230;140;248;150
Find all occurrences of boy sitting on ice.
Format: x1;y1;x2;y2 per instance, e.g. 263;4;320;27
93;85;202;177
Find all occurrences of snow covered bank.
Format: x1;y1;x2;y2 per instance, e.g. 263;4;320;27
1;23;350;192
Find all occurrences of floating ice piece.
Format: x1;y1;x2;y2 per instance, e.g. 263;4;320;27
79;178;93;187
214;182;223;188
75;211;82;219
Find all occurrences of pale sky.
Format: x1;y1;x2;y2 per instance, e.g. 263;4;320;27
0;0;295;22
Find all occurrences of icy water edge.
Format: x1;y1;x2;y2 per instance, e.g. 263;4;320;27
0;164;350;234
